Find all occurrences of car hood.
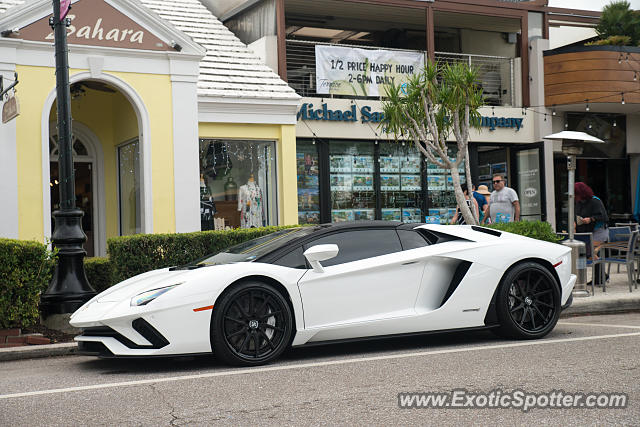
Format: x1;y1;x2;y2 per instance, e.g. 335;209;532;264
96;269;193;302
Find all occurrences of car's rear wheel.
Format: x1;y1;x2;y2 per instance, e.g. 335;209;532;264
211;281;293;366
494;262;560;339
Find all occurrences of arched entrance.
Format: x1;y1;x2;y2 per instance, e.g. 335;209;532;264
43;73;150;256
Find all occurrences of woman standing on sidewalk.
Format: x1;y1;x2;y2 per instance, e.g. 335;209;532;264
575;182;609;286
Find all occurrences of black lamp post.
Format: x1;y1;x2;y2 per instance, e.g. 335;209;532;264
40;0;96;329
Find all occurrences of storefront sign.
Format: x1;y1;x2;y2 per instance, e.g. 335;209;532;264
2;95;19;124
14;0;171;51
297;103;384;123
315;45;424;97
297;102;524;132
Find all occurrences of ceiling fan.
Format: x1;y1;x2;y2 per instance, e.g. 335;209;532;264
70;81;117;98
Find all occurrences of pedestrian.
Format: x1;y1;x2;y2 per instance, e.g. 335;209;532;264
575;182;608;286
452;183;479;225
472;184;490;223
482;173;520;224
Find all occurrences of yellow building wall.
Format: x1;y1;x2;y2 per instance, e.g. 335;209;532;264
15;64;176;243
198;123;299;225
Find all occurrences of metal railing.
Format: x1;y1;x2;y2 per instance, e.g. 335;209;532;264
286;39;516;106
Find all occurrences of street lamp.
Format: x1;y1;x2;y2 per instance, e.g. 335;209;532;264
545;131;605;297
40;0;96;331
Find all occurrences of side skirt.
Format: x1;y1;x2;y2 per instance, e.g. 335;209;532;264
294;324;501;348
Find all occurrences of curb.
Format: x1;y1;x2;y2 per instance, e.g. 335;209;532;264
561;296;640;317
0;342;77;362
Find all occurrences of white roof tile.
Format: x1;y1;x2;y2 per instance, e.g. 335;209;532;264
0;0;299;101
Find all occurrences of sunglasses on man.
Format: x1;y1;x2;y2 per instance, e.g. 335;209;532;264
492;179;503;184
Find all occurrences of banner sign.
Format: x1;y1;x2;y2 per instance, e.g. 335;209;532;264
2;95;19;124
60;0;71;21
315;45;424;96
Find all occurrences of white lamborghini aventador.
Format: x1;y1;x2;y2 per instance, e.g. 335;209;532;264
70;222;576;366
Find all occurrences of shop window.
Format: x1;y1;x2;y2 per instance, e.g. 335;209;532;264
117;139;141;236
297;140;320;224
199;139;276;230
379;141;424;223
329;141;376;222
426;147;466;224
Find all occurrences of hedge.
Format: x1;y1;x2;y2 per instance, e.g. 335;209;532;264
485;221;562;244
84;257;113;293
0;238;55;329
107;226;296;283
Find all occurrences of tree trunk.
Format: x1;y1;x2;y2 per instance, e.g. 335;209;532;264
450;167;477;225
464;146;478;223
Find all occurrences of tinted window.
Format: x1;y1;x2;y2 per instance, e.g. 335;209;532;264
194;227;317;266
305;229;402;267
398;230;429;250
273;247;307;269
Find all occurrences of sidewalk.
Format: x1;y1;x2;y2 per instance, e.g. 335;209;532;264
561;269;640;317
1;270;639;362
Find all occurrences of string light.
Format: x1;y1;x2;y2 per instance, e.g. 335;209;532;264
585;100;589;112
621;92;625;105
552;106;556;116
544;113;547;121
613;119;617;127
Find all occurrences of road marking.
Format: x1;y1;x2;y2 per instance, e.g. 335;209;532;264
1;331;640;400
559;321;640;330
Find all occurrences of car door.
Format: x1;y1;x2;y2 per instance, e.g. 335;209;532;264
297;228;425;330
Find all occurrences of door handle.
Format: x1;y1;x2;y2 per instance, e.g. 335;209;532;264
402;261;418;265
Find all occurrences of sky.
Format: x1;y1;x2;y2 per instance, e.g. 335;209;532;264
549;0;640;10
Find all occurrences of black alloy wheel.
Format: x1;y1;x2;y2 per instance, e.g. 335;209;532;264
494;262;560;339
211;282;293;366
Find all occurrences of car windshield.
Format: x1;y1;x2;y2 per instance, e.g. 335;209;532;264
194;227;317;266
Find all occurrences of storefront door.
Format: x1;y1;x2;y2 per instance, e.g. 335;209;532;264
510;143;545;222
50;161;95;257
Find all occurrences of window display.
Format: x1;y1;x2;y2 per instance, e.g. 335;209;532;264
199;139;276;229
426;146;464;224
330;141;376;222
379;142;425;223
297;141;320;224
296;139;427;223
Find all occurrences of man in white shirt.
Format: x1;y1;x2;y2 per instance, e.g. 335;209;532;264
482;173;520;223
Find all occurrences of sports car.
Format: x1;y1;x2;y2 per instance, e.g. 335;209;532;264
70;221;576;366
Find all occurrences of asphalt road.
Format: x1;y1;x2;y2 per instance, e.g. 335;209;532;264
1;312;640;426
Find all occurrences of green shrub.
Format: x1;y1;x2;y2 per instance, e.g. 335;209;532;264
107;226;297;283
84;257;113;293
485;221;562;244
594;1;640;46
0;239;56;329
587;35;633;46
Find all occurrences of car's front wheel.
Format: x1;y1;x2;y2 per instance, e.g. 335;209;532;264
494;262;561;339
211;281;293;366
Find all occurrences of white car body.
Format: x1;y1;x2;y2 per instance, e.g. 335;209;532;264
70;224;575;358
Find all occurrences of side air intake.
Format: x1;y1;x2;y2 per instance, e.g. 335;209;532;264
439;261;472;307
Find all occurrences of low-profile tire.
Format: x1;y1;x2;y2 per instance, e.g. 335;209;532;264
494;261;561;339
211;281;293;366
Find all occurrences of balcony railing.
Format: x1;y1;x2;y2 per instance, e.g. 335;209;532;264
286;39;517;106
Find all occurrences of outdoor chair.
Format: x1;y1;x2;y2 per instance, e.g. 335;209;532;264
608;226;632;273
615;222;639;232
600;230;639;292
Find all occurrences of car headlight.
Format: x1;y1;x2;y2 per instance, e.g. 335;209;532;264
130;283;182;307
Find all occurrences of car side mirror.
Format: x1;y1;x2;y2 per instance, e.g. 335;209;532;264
303;244;339;273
